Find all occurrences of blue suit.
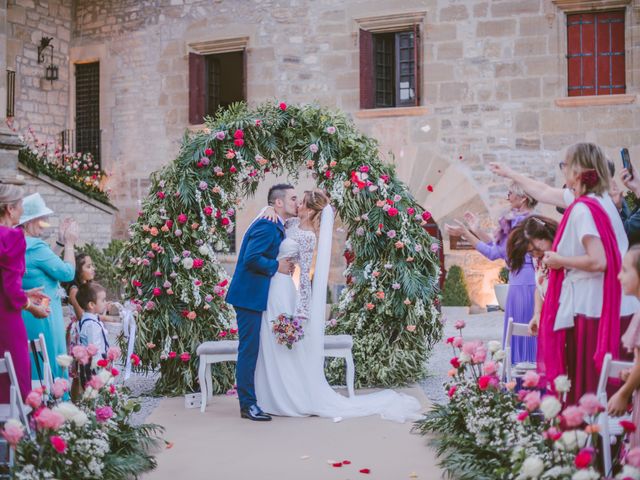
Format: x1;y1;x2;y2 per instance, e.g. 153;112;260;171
226;218;284;409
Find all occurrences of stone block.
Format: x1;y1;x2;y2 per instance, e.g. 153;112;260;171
164;74;185;90
524;56;559;76
334;72;357;90
473;2;489;17
520;15;554;36
543;133;585;151
491;0;541;17
439;82;469;103
516;138;541;150
439;5;468;22
476;19;516;38
437;41;463;61
514;36;547;56
510;78;541;99
8;5;26;25
494;62;522;78
425;23;457;42
515;111;539;132
330;35;354;51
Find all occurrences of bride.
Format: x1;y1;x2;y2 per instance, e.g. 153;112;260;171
253;189;422;422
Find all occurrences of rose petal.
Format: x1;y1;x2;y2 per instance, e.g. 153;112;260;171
333;462;343;467
359;468;371;474
342;460;351;465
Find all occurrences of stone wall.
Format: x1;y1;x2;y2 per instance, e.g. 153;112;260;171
7;0;71;138
19;165;116;248
68;0;640;305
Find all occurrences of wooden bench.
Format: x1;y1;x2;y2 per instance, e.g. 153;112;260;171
196;335;355;413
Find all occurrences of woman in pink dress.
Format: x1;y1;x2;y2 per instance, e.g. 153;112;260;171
0;181;49;402
608;244;640;447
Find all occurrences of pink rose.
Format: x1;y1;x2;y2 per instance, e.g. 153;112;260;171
522;370;540;388
95;406;114;423
72;345;90;365
130;353;141;366
478;375;492;390
562;405;585;428
524;391;541;411
452;336;463;348
234;138;244;147
462;341;482;358
483;361;497;376
626;447;640;468
454;320;466;330
177;213;188;224
578;393;604;416
279;102;287;111
87;375;105;390
153;287;162;297
387;207;399;217
422;211;432;222
180;352;191;362
448;386;457;398
203;206;213;216
517;410;529;422
35;408;65;430
204;148;213;156
472;346;487;364
51;379;68;399
1;420;24;446
50;435;67;453
107;346;121;362
233;129;244;139
25;390;43;409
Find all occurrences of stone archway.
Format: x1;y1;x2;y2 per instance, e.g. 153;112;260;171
120;102;442;394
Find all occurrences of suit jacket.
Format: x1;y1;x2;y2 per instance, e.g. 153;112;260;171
226;218;285;312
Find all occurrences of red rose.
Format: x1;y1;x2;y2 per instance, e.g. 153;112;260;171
621;420;637;433
325;170;332;179
165;220;174;229
152;288;162;297
233;129;244;139
192;258;204;269
219;331;228;338
111;368;119;376
426;185;434;192
218;279;229;288
478;375;491;390
221;218;230;226
132;279;142;287
130;353;141;366
407;207;415;215
180;352;191;362
203;206;213;216
447;386;457;398
196;161;204;168
50;436;67;453
574;449;593;469
450;357;460;368
517;411;529;422
97;359;108;368
234;138;244;147
422;211;432;221
230;165;237;173
204;148;213;156
380;175;389;183
177;213;187;224
156;191;165;199
388;207;399;217
168;351;177;359
386;199;394;205
279;102;287;111
181;310;189;318
445;336;454;344
230;328;238;335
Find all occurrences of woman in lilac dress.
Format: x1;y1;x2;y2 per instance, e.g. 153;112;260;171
0;181;50;402
445;183;537;363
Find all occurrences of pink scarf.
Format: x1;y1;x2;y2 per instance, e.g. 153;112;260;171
537;196;621;387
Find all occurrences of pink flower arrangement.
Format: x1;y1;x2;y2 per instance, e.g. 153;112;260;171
71;345;90;365
1;419;24;446
562;406;585;428
35;408;65;430
523;391;541;411
25;390;43;409
578;394;604;416
51;379;68;399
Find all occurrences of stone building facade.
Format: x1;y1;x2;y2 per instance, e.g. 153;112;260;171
4;0;640;305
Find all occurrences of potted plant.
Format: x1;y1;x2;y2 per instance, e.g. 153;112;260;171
494;266;509;310
441;265;472;316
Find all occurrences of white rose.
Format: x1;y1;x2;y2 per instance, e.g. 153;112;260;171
493;350;506;361
554;375;571;394
83;386;98;400
520;456;544;479
459;352;471;364
572;468;601;480
72;411;89;427
540;396;562;420
617;465;640;480
56;354;73;368
98;369;112;385
487;341;501;353
198;245;209;256
54;402;81;421
214;241;223;251
557;430;588;451
182;257;194;270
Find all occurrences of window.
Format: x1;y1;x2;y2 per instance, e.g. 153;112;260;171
74;62;101;165
359;26;421;109
189;50;245;124
566;10;625;96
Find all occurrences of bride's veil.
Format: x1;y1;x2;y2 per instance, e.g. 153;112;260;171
307;205;334;371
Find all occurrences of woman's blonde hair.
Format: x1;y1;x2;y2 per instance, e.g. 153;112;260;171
303;189;330;231
509;181;538;209
0;183;24;218
565;142;610;195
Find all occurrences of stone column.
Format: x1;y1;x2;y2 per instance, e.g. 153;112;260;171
0;0;21;180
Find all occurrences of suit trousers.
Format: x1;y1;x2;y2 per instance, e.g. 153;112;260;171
235;306;262;409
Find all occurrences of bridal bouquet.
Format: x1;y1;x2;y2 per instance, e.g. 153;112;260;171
272;313;305;349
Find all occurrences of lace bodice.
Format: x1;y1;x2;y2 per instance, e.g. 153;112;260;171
283;218;316;319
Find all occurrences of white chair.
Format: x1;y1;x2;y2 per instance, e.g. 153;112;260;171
0;351;32;468
29;333;54;394
196;335;356;413
502;317;536;383
595;353;633;476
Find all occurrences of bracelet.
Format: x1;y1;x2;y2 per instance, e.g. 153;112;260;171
56;240;64;247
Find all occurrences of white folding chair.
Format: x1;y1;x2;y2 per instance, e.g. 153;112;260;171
29;334;54;394
502;317;536;382
595;353;633;476
0;351;32;468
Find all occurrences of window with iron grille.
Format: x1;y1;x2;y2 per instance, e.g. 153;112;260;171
360;27;421;109
189;50;245;124
75;62;101;164
567;10;625;96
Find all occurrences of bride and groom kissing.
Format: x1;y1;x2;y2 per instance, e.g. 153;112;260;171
226;184;423;423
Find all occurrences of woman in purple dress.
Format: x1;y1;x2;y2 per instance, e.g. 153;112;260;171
0;181;49;402
445;183;537;363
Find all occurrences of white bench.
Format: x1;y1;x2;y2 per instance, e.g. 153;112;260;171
196;335;355;413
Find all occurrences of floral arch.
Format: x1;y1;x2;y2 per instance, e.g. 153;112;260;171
120;102;443;395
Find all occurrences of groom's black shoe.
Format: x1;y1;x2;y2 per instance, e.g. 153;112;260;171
240;404;272;421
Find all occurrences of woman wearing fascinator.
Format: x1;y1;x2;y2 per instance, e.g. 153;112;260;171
445;182;538;365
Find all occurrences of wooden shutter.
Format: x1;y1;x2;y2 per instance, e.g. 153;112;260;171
596;10;625;95
189;52;205;124
413;23;421;106
359;29;374;109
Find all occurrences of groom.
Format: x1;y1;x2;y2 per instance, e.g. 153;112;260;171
226;184;298;421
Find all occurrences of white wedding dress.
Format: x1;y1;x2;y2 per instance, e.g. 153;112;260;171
254;207;423;423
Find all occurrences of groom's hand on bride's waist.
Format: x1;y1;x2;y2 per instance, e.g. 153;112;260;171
277;258;295;275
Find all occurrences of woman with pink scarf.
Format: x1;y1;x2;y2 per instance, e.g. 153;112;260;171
492;143;637;404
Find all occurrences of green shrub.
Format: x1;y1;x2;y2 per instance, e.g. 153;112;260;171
441;265;471;307
498;266;509;284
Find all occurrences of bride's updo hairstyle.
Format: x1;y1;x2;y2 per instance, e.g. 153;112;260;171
303;189;330;230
